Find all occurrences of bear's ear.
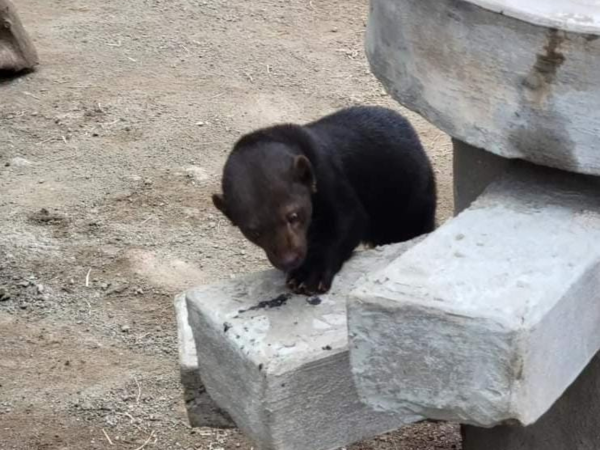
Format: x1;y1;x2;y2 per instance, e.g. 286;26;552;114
212;193;226;213
293;155;317;193
211;193;228;215
212;193;236;224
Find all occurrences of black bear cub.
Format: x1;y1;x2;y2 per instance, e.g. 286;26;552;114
212;106;436;295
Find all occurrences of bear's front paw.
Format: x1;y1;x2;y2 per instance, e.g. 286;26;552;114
286;267;334;295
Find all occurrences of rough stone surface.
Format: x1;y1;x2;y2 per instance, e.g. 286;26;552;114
366;0;600;176
349;162;600;427
184;239;426;450
175;293;235;428
0;0;39;72
463;350;600;450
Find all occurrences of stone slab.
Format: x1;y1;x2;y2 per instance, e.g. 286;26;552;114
366;0;600;175
348;162;600;427
184;239;426;450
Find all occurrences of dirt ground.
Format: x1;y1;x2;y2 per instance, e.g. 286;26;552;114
0;0;458;449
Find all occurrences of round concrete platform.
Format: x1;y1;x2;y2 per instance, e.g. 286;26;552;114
471;0;600;35
366;0;600;176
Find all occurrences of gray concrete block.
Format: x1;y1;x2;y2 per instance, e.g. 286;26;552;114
348;162;600;427
183;239;426;450
366;0;600;175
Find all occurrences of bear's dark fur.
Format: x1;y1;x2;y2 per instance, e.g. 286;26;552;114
212;106;436;295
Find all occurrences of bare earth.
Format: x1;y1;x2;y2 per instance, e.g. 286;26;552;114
0;0;458;449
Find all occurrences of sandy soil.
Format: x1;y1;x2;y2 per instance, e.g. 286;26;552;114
0;0;458;448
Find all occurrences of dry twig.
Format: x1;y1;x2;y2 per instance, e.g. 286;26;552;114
134;430;156;450
102;428;115;446
134;377;142;404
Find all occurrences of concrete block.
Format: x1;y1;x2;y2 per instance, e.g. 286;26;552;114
175;293;235;428
348;162;600;427
183;239;426;450
366;0;600;175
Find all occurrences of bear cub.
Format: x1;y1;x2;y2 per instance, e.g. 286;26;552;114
212;106;437;295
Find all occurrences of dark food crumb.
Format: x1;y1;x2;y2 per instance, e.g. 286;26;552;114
223;322;232;333
258;363;263;371
322;345;332;351
238;293;292;314
307;296;322;306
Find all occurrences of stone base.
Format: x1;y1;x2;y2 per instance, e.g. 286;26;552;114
463;350;600;450
452;139;512;215
180;239;426;450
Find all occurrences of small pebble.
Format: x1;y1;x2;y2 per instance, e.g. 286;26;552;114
0;288;10;302
9;157;33;167
121;325;130;333
185;166;209;182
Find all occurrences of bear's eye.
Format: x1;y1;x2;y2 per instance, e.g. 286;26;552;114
287;212;300;224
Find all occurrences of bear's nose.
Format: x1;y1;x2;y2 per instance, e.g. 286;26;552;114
277;253;302;272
